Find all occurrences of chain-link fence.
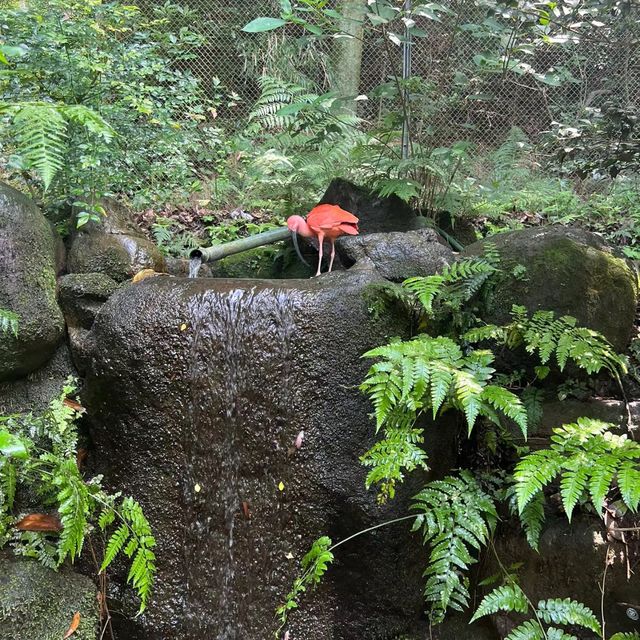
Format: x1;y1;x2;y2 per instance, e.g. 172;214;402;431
148;0;640;152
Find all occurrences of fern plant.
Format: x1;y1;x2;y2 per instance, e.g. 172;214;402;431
512;417;640;549
472;580;639;640
0;308;19;337
411;472;498;622
464;305;628;380
360;335;527;501
0;101;115;190
0;379;156;613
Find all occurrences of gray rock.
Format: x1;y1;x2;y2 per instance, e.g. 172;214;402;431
58;272;121;374
487;516;640;637
320;178;422;234
0;552;99;640
67;199;166;282
58;272;120;330
83;267;458;639
463;227;638;351
0;344;76;414
337;228;454;281
0;182;65;381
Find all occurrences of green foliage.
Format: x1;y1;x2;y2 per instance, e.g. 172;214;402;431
0;0;221;212
360;336;527;500
0;308;19;337
513;417;640;547
473;583;603;640
464;305;628;380
0;101;114;190
411;472;498;622
0;380;156;613
275;535;334;637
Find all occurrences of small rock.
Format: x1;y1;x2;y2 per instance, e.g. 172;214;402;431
67;198;166;282
336;228;454;281
0;552;99;640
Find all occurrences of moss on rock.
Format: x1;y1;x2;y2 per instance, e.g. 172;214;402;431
462;227;638;352
0;182;65;381
0;553;99;639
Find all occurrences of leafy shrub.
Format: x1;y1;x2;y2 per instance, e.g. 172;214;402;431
0;0;223;214
0;379;156;612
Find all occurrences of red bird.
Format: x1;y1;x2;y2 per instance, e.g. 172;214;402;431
287;204;359;276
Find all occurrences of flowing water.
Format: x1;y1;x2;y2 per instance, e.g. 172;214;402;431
183;286;297;639
189;255;203;278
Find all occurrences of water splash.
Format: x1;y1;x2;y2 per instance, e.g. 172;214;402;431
189;255;203;279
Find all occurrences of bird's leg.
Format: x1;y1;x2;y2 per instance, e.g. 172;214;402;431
315;232;324;277
328;240;336;273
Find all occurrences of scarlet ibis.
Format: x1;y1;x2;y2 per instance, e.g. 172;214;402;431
287;204;359;276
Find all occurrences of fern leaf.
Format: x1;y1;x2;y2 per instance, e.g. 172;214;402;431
536;598;601;634
505;620;545;640
100;523;129;572
53;459;89;563
481;385;528;438
618;461;640;511
471;584;529;621
514;450;562;513
0;309;19;337
559;465;589;521
518;491;546;550
10;103;67;190
588;453;619;511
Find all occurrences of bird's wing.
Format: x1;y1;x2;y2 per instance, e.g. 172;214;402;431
307;204;359;229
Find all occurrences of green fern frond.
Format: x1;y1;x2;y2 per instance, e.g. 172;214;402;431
610;633;640;640
506;306;627;379
362;335;527;498
8;103;67;190
53;458;89;563
412;472;498;622
536;598;601;634
513;417;640;543
471;583;529;621
0;309;19;337
505;619;545;640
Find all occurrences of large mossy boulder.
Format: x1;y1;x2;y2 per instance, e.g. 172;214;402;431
462;227;638;351
67;198;165;282
0;553;99;640
0;182;65;381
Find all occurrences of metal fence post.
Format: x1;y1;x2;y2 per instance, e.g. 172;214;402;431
401;0;412;160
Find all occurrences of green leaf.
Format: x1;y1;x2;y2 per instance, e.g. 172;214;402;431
0;430;28;459
536;598;601;634
242;17;288;32
471;584;529;621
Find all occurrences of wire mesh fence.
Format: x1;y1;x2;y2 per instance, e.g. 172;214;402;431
147;0;640;153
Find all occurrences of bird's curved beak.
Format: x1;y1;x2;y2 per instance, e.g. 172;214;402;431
290;230;310;266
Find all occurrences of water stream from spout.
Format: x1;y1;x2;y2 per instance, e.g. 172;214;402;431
189;255;203;278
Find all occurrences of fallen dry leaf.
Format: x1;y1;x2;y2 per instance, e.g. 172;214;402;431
15;513;62;533
132;269;159;283
63;612;80;639
63;398;86;414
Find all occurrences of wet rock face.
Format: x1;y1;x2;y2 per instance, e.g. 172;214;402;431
0;182;65;381
463;227;638;351
67;199;165;282
58;272;121;373
337;228;454;281
84;267;458;640
320;178;421;234
486;517;640;638
0;553;99;640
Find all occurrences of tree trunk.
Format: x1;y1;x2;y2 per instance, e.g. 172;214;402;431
332;0;367;112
